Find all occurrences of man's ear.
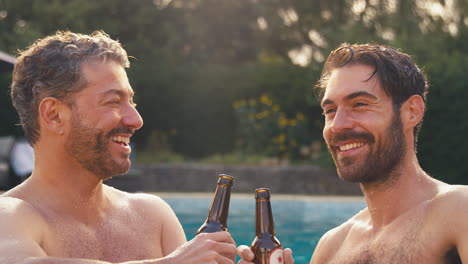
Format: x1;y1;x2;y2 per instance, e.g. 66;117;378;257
38;97;70;135
401;95;425;130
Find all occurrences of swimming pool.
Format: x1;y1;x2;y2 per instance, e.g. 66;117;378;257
164;194;365;264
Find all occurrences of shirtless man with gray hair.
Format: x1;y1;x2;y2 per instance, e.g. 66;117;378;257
0;30;237;264
238;44;468;263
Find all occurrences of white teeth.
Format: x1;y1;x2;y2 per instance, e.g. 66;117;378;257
339;142;364;151
112;136;130;144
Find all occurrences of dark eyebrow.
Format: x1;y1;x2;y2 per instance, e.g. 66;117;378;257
321;91;377;108
100;89;134;98
321;99;334;108
344;91;378;101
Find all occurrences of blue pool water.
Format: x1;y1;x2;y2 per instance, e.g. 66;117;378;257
165;196;365;264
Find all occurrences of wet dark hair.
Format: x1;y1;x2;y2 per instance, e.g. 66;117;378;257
11;30;129;145
315;43;429;147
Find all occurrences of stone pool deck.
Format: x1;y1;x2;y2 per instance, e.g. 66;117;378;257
106;163;362;196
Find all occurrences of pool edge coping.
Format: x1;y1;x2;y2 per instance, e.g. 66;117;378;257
154;192;365;202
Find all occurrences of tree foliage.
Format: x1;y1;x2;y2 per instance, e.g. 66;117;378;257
0;0;467;182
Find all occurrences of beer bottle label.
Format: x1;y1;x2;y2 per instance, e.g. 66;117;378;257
269;248;284;264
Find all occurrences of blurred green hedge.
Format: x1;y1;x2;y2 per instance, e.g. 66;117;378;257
0;0;467;183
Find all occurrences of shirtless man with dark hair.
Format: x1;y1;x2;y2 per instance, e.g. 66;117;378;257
0;30;237;264
238;43;468;264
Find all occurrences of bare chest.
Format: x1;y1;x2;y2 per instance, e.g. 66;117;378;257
330;246;459;264
329;221;459;264
40;214;163;262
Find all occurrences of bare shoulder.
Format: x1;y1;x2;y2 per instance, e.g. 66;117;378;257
424;184;468;243
0;195;47;225
320;211;363;243
104;186;176;219
430;184;468;213
0;196;48;251
310;208;367;263
442;184;468;199
0;185;50;234
104;187;186;254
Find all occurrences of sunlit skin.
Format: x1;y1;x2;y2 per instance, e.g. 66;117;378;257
321;64;405;185
0;60;238;264
64;60;142;180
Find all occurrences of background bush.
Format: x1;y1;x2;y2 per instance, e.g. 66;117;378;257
0;0;467;183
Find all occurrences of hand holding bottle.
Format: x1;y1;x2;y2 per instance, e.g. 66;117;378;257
166;231;237;264
237;245;295;264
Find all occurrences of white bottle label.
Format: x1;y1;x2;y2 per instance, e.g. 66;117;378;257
269;248;284;264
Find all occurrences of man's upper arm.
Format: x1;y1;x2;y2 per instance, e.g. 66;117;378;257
447;187;468;262
158;198;187;255
0;197;47;258
310;224;349;264
132;194;186;256
309;231;332;264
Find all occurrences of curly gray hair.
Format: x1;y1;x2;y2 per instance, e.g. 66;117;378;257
11;30;129;145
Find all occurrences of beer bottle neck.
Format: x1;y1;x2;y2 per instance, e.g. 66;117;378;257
255;198;275;236
207;184;231;225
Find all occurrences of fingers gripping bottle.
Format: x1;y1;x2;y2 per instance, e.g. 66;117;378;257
250;188;283;264
197;174;234;234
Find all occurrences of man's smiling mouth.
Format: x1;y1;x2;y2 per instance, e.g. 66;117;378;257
111;136;130;146
338;142;365;151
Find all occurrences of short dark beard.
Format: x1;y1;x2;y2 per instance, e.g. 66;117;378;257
65;112;132;180
328;108;405;185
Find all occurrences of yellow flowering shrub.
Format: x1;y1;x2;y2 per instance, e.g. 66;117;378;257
232;94;309;159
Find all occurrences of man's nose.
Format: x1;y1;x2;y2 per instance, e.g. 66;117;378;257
331;108;354;133
123;104;144;131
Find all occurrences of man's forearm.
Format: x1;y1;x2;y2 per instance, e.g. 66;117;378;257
1;257;109;264
3;256;173;264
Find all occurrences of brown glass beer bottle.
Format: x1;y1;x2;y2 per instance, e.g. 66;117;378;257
250;188;283;264
196;174;234;234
